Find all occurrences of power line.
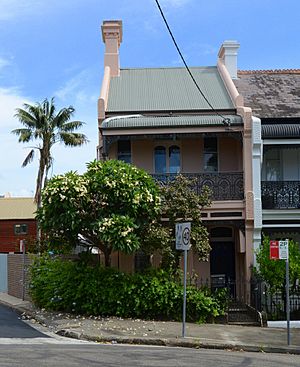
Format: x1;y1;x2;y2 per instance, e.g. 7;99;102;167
154;0;230;126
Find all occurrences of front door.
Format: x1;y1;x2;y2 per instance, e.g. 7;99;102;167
210;241;235;285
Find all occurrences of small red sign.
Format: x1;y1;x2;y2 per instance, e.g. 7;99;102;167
270;240;279;260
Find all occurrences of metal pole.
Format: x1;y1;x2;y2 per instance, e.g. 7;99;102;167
22;240;26;301
182;249;187;338
286;258;290;345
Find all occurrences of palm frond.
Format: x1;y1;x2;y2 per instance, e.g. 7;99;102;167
22;149;35;167
60;120;85;132
14;108;37;128
58;132;89;146
52;106;75;128
11;128;33;143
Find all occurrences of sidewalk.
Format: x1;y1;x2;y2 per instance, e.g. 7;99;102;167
1;292;300;354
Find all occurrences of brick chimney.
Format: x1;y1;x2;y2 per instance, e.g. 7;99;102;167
218;40;240;79
101;20;123;77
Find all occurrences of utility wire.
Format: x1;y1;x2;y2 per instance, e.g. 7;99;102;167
154;0;230;126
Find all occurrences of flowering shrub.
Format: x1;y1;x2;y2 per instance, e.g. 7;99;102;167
30;256;227;323
37;160;161;265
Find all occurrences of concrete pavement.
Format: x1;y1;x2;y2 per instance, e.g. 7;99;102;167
1;292;299;354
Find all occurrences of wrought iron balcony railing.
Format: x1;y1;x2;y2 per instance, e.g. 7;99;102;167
151;172;244;201
261;181;300;209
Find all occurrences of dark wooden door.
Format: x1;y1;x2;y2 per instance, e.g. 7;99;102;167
210;241;235;281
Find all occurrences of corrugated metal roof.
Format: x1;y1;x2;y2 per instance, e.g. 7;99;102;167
0;198;36;220
102;114;242;129
107;67;234;112
262;124;300;138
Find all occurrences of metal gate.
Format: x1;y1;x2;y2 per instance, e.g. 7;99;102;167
0;254;8;292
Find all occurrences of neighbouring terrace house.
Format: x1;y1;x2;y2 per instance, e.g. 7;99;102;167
97;20;256;300
0;197;37;253
234;69;300;252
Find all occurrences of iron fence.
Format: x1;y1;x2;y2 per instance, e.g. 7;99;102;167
151;172;244;201
261;181;300;209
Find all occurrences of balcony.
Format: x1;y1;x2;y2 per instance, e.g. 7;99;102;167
151;172;244;201
261;181;300;209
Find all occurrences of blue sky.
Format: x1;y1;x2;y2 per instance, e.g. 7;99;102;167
0;0;299;196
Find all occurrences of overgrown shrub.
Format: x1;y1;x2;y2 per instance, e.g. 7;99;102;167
29;256;226;323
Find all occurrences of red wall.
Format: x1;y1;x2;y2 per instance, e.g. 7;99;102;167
0;220;37;252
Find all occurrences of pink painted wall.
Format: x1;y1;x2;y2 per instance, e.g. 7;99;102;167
219;137;242;171
108;136;243;173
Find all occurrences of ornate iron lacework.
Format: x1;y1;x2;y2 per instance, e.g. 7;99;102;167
261;181;300;209
151;172;244;201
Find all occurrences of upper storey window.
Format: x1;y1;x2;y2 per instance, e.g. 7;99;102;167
204;137;218;172
154;145;181;174
117;140;131;164
169;145;181;173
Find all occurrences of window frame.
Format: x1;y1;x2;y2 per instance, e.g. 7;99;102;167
203;137;219;172
14;224;28;235
154;142;181;174
117;140;132;164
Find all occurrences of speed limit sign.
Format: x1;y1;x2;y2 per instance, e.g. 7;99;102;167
176;222;191;250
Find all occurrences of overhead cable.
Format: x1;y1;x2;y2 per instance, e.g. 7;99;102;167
154;0;231;126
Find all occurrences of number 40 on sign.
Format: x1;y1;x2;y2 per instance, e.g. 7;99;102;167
175;222;191;251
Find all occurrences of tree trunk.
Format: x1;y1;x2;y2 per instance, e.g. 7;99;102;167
104;251;111;267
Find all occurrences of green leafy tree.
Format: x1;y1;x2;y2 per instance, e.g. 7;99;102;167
37;159;161;266
12;97;88;206
255;235;300;295
141;174;211;272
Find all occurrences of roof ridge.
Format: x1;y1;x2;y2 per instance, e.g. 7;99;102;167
120;66;216;71
238;69;300;75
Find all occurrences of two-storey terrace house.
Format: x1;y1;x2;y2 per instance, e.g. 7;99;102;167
98;21;256;299
234;69;300;250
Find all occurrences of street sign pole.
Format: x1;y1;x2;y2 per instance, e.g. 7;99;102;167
175;222;191;339
182;249;187;338
286;256;290;345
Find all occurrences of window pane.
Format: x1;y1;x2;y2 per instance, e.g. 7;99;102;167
204;137;218;172
204;153;218;172
169;145;180;173
266;160;281;181
264;149;281;181
117;141;131;163
14;224;28;235
155;146;166;173
204;137;217;152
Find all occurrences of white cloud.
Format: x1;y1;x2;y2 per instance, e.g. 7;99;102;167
0;87;31;128
0;0;75;22
160;0;192;8
0;0;40;21
0;57;10;70
55;69;98;106
0;87;36;196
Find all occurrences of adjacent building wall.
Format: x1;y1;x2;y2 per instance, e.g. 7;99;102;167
0;219;37;253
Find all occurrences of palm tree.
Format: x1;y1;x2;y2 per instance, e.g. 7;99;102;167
12;97;88;207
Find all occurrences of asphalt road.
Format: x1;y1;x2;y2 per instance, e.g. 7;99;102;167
0;303;298;366
0;304;48;338
0;344;299;367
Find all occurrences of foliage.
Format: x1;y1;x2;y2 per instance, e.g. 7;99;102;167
29;256;226;322
12;97;88;206
37;159;161;266
142;175;211;271
254;235;300;294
